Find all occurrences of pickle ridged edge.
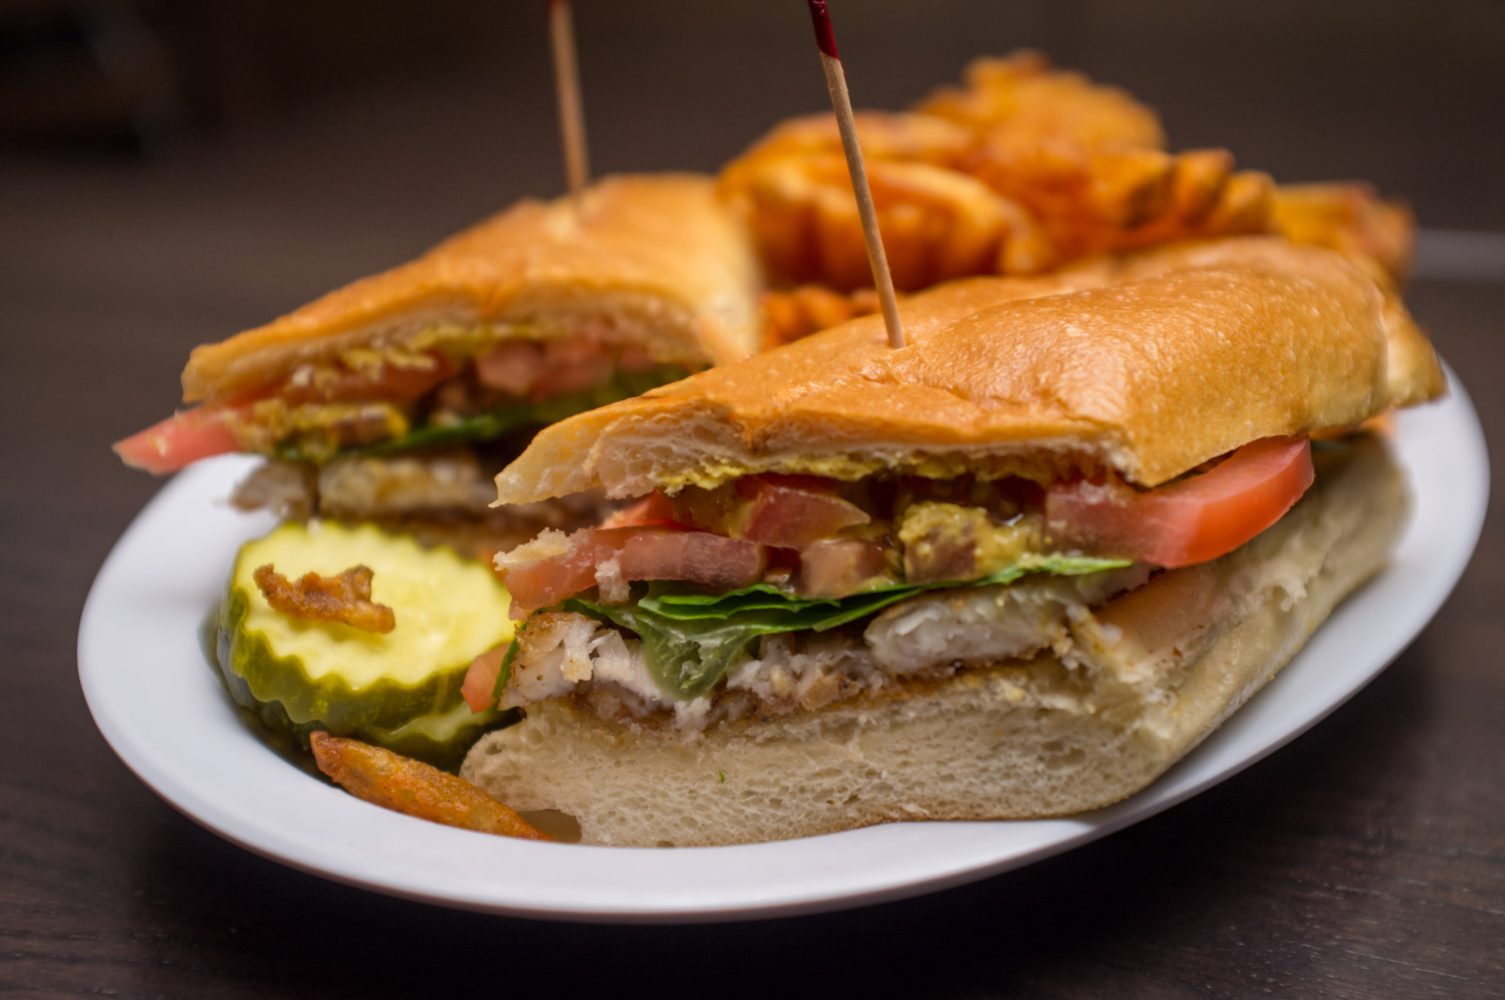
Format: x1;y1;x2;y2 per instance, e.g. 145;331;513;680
214;521;516;767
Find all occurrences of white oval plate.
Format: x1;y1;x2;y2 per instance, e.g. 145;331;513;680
80;375;1487;922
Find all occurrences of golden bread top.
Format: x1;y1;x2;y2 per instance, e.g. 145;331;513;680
494;238;1443;503
181;174;761;402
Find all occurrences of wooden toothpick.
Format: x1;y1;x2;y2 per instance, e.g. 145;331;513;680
805;0;906;349
549;0;590;200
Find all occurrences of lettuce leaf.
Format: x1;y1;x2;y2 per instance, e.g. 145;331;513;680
562;598;813;699
566;554;1131;700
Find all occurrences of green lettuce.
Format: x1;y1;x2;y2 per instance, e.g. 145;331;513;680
565;554;1131;700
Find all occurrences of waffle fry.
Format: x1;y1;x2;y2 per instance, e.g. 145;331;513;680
760;284;881;348
917;51;1166;153
726;50;1401;308
728;153;1053;291
1273;182;1414;286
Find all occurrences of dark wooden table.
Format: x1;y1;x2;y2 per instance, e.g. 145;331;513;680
3;5;1502;996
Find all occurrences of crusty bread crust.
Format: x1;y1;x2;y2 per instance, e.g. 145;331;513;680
181;175;762;402
494;237;1443;502
463;436;1408;846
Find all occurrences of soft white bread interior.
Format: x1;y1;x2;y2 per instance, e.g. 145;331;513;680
463;435;1408;847
182;174;763;402
494;237;1442;503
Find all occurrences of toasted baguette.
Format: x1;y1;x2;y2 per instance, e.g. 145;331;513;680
182;174;762;402
494;237;1442;503
463;435;1407;846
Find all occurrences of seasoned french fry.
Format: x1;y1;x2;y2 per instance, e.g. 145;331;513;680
310;731;549;841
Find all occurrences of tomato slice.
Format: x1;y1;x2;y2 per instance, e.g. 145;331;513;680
498;526;767;615
112;406;243;474
619;530;767;590
1045;437;1315;568
671;474;870;549
461;646;506;713
600;492;684;530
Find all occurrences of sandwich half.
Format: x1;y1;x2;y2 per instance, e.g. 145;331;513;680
115;173;761;552
461;237;1443;846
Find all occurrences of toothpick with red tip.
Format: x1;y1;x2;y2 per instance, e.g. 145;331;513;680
550;0;590;200
805;0;907;349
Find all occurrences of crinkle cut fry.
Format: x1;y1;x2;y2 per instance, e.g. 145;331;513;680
720;51;1274;293
964;142;1276;261
915;51;1167;153
1272;182;1414;287
721;109;976;175
310;731;549;841
729;153;1055;291
760;285;882;347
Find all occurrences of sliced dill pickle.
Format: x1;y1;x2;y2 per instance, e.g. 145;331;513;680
363;700;519;771
216;521;513;765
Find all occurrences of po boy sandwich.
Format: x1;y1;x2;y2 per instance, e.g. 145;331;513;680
461;236;1444;846
114;174;762;551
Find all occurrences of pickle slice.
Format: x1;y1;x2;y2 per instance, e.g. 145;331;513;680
216;521;513;764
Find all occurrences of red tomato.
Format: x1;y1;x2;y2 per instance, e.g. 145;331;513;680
619;530;766;589
499;529;627;617
461;646;506;713
600;492;684;530
671;474;870;549
734;477;871;548
112;407;243;474
499;527;767;615
1045;437;1315;568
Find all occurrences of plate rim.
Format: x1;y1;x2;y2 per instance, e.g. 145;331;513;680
78;367;1488;922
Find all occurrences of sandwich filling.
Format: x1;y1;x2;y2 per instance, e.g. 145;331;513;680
478;434;1322;731
115;330;692;549
116;329;690;471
